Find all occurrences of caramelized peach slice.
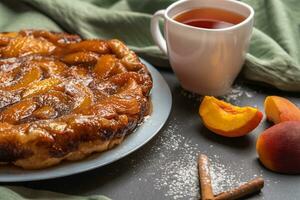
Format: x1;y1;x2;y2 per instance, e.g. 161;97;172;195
61;51;99;65
88;79;142;116
108;72;152;96
199;96;263;137
37;91;72;115
65;40;110;54
1;36;56;57
121;52;143;71
22;78;62;98
108;39;130;58
32;106;57;119
265;96;300;124
94;55;116;79
93;96;140;116
1;66;42;91
39;90;71;105
31;60;68;77
0;99;37;124
0;32;18;46
111;62;127;74
82;103;116;118
107;96;141;115
117;79;143;97
0;32;18;38
19;30;81;45
65;83;94;113
74;86;93;113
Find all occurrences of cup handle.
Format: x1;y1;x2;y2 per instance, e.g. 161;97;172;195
151;10;168;55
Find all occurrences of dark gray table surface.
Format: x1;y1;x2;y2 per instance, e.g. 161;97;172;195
7;69;300;200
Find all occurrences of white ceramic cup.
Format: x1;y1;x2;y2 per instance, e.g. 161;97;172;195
151;0;254;95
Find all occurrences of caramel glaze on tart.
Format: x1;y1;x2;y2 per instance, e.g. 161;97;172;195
0;30;152;169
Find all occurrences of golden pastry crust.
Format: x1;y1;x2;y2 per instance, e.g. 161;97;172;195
0;30;152;169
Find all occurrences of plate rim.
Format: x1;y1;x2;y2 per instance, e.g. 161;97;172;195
0;58;172;182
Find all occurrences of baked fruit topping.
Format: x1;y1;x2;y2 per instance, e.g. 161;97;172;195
0;30;152;169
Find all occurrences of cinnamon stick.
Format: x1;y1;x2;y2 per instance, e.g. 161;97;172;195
198;154;214;200
214;177;264;200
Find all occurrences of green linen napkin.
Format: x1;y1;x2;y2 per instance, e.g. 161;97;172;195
1;0;300;91
0;186;110;200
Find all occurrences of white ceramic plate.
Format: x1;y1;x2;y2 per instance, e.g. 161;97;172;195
0;59;172;182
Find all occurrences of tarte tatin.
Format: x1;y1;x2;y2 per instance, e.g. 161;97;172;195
0;30;152;169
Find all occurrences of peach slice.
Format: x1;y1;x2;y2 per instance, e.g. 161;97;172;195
65;40;110;54
94;55;116;79
61;51;99;65
73;84;94;113
36;91;72;115
121;52;143;71
264;96;300;124
1;66;42;91
108;39;130;58
199;96;263;137
0;99;37;124
1;36;56;57
0;32;18;46
117;79;142;96
19;30;81;46
257;121;300;174
32;106;57;120
31;60;68;77
22;78;61;98
1;32;18;38
95;96;141;116
65;83;94;114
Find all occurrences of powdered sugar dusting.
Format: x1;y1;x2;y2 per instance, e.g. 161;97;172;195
221;85;256;104
209;156;243;195
131;118;249;199
156;154;199;199
151;120;200;199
